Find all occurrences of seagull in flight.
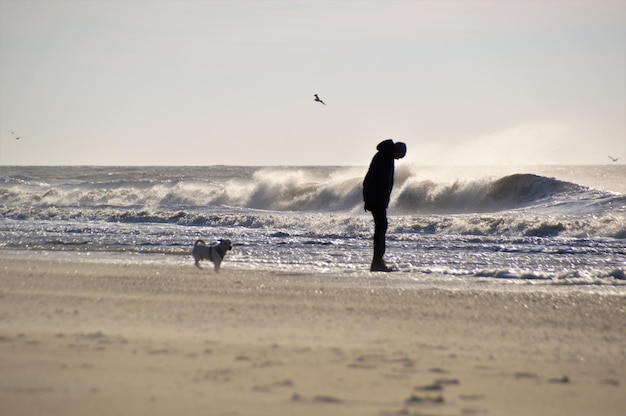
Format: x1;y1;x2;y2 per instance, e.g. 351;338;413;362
608;155;619;162
314;94;326;105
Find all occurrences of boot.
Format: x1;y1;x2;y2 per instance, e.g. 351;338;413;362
370;259;393;272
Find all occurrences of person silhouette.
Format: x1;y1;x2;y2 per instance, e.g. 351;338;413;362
362;139;407;271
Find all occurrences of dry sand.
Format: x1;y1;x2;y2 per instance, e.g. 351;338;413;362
1;257;625;416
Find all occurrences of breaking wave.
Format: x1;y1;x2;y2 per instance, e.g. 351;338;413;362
1;167;622;213
1;166;624;239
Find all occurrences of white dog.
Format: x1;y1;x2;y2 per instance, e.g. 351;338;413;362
192;239;232;272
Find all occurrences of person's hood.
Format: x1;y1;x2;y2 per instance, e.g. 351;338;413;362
376;139;396;152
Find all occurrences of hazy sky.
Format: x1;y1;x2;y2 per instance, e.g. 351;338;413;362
1;0;624;165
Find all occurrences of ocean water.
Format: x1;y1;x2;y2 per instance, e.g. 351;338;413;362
1;165;625;292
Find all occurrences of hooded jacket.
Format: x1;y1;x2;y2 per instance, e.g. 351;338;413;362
362;139;396;211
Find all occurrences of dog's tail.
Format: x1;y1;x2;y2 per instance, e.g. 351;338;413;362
194;239;206;247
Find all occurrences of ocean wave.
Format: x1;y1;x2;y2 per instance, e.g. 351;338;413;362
1;167;622;216
393;173;605;213
473;268;626;285
1;204;625;239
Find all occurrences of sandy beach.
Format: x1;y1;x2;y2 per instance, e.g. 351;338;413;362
1;257;624;416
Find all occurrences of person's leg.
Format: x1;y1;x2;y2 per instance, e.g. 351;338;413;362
372;209;387;260
371;209;389;271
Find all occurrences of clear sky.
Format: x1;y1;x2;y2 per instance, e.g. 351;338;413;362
1;0;624;166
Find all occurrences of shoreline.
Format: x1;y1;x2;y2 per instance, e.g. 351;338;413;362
1;249;625;295
1;258;625;415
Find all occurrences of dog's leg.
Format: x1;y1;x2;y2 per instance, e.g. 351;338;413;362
195;260;203;269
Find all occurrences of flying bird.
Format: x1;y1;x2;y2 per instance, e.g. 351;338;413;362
10;131;20;140
608;155;619;162
314;94;326;105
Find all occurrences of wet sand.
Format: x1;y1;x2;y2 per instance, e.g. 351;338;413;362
1;258;624;415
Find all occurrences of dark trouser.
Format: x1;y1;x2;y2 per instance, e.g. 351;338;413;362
371;208;388;262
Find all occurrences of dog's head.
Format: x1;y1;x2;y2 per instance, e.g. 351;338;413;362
217;239;232;251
